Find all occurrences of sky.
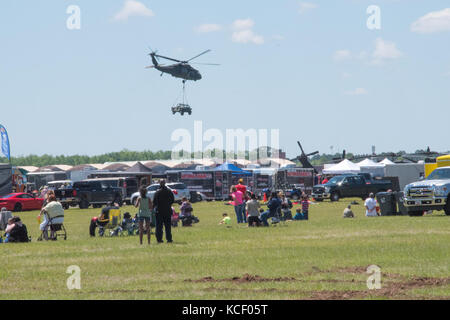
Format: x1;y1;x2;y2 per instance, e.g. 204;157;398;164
0;0;449;159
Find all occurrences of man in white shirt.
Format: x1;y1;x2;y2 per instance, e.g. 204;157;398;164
365;193;379;217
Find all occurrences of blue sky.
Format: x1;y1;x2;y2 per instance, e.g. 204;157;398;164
1;0;449;158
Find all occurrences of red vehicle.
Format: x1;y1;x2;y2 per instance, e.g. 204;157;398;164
0;193;44;212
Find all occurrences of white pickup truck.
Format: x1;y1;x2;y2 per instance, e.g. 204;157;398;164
403;166;450;216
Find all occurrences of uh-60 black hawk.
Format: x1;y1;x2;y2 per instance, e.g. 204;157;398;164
146;49;219;116
146;49;218;83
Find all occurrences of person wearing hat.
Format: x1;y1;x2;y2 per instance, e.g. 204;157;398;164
364;193;379;217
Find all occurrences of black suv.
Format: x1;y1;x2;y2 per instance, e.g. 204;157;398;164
73;179;124;209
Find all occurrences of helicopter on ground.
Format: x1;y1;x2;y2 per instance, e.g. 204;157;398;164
290;141;319;173
146;49;219;83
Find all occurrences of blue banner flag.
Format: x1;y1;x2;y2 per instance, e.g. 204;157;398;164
0;125;10;161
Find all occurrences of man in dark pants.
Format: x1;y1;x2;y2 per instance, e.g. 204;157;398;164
153;180;175;243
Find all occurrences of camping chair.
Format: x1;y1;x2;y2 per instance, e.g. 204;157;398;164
38;212;67;241
98;208;122;237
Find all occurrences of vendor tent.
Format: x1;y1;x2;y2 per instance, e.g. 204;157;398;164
379;158;395;165
214;162;251;175
357;158;378;166
322;159;360;174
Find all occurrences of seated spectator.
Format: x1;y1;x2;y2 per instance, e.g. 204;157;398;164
121;212;137;235
180;197;194;227
343;205;355;218
219;213;231;227
39;194;64;240
246;194;261;227
279;193;293;221
1;216;29;243
294;208;305;220
260;192;282;227
0;207;13;231
89;202;119;237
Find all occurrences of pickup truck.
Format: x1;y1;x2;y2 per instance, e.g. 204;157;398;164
48;180;77;210
403;166;450;216
73;179;124;209
312;174;393;202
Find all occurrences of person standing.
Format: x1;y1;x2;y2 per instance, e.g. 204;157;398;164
134;186;153;245
246;194;261;227
364;193;379;217
300;194;310;220
231;186;244;223
153;180;175;243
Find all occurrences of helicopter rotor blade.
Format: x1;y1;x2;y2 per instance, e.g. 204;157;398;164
297;141;306;156
186;49;211;62
306;151;319;157
191;62;220;66
153;54;182;63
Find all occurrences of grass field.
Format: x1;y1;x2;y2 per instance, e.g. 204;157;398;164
1;199;449;300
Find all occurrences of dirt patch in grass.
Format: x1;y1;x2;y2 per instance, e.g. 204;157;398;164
186;267;450;299
185;274;297;283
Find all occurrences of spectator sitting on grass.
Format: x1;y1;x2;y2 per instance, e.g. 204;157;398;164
293;208;305;220
343;205;355;218
219;213;231;227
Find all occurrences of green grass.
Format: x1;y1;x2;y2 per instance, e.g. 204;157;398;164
0;199;449;300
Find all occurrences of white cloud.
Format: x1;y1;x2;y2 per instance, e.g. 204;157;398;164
342;72;351;79
232;18;255;30
231;19;264;45
195;24;222;33
299;2;318;14
232;29;264;45
411;8;450;34
345;88;368;96
333;50;352;61
372;38;402;62
114;0;154;21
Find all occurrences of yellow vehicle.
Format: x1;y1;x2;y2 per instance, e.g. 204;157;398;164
425;154;450;177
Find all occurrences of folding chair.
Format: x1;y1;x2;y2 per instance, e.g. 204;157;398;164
98;208;122;237
38;212;67;241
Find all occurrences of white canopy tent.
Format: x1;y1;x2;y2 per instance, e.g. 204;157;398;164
358;158;385;177
379;158;395;165
322;159;361;174
357;158;378;166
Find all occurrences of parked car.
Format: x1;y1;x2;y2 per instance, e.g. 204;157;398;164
403;166;450;216
312;174;393;202
73;179;124;209
284;184;304;200
0;193;44;212
87;177;139;205
130;182;190;205
48;180;77;210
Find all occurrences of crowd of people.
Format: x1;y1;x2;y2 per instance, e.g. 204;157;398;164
0;176;386;245
224;178;312;228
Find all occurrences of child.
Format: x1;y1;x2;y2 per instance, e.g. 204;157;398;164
294;208;304;220
219;213;232;227
171;207;180;227
301;194;310;220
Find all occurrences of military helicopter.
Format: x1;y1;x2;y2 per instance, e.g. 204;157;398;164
290;141;319;173
146;49;219;83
